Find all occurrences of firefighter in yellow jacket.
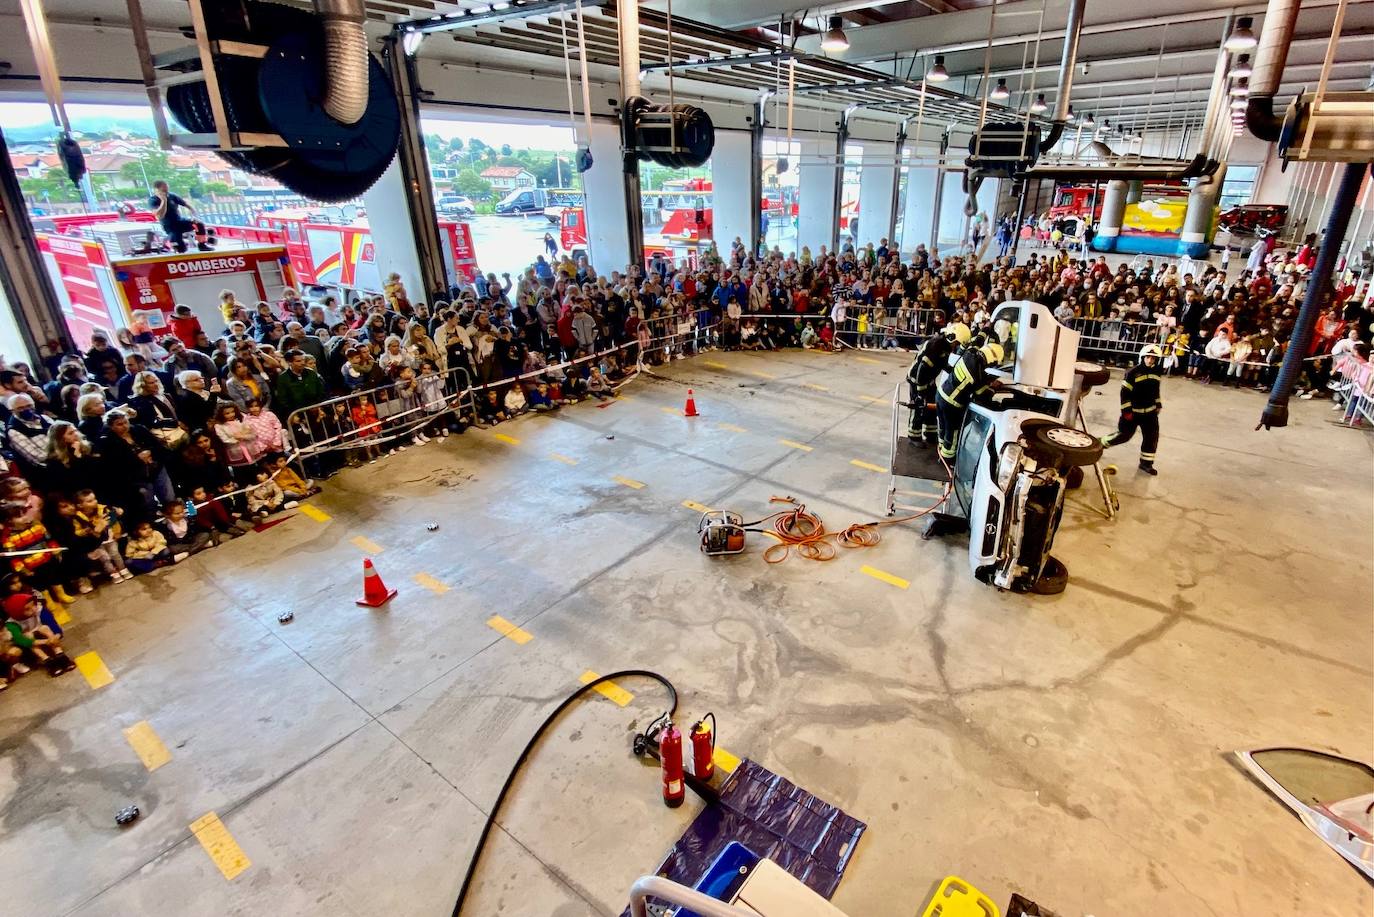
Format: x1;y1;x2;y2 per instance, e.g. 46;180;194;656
1102;343;1163;475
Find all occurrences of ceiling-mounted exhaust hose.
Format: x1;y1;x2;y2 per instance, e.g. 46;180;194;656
1040;0;1086;152
315;0;370;125
1246;0;1300;141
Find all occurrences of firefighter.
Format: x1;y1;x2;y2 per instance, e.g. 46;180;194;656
1102;343;1163;475
906;325;969;443
936;338;1004;462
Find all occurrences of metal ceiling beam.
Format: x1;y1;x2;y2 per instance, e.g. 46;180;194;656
400;0;609;36
639;49;797;74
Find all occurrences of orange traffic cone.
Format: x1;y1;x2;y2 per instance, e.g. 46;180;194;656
684;389;699;417
355;558;398;607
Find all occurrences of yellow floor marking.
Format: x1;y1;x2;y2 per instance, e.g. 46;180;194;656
850;459;886;473
579;670;634;706
53;606;72;626
548;452;579;466
612;475;646;489
492;432;521;445
660;406;682;415
855;356;882;365
413;573;450;595
350;535;383;554
704;360;728;369
681;500;712;513
74;651;114;689
190;812;251;881
486;615;533;645
713;746;742;773
298;504;331;523
717;422;748;433
778;439;813;452
803;383;829;392
123;720;172;771
747;369;777;379
859;395;887;403
861;564;910;589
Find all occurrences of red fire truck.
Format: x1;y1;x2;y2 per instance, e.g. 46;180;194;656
36;225;294;349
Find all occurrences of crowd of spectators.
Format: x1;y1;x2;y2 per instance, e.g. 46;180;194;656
2;224;1369;687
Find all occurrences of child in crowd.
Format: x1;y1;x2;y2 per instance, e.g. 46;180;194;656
503;384;528;417
416;360;453;439
243;398;286;458
525;383;557;412
41;495;93;596
124;520;173;573
349;397;383;463
800;322;819;349
189;485;249;544
246;463;292;518
394;366;430;445
73;489;131;583
265;453;319;502
818;321;836;351
157;502;211;556
4;592;74;676
477;389;507;425
587;367;612;401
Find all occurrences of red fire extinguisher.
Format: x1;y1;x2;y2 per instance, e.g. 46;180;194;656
660;719;685;808
691;714;715;782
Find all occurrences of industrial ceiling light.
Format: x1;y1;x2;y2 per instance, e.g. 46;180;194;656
990;78;1009;100
1231;53;1253;78
1225;16;1258;51
402;28;425;56
1066;105;1076;123
1230;76;1250;97
1030;93;1047;113
1084;112;1095;128
1231;96;1247;110
820;15;849;52
926;54;949;82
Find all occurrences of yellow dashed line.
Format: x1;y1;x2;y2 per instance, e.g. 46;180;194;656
859;395;887;403
704;360;728;369
850;459;886;473
350;535;383;554
855;356;882;365
298;504;331;522
53;606;72;627
681;500;712;513
861;564;910;589
74;651;114;690
612;475;646;489
123;720;172;771
579;670;634;706
190;812;251;881
547;452;579;465
717;423;748;433
747;369;777;379
779;439;813;452
413;573;450;595
487;615;533;645
492;433;521;445
803;383;829;392
713;746;742;773
660;406;681;415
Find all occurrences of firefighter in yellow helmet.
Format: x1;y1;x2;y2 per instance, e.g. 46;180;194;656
1102;343;1164;475
906;323;970;443
935;337;1005;462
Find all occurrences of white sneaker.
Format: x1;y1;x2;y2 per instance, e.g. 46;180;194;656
284;500;299;509
173;552;189;563
13;663;31;674
1299;391;1314;400
440;429;450;437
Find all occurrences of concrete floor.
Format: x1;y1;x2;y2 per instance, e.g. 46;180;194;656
2;348;1370;917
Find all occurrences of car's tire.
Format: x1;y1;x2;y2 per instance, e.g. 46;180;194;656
1030;555;1068;595
1074;361;1110;388
1026;424;1103;467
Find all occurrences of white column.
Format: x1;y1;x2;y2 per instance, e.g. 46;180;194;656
797;138;838;256
362;156;426;299
710;129;753;257
900;166;938;256
582;119;632;275
856;140;897;249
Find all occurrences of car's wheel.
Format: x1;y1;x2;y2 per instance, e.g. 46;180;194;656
1026;424;1103;467
1030;555;1068;595
1074;361;1110;388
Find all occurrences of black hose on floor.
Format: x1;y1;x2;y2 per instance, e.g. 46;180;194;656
449;669;679;917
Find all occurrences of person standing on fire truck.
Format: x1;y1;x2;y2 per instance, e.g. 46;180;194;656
149;180;200;253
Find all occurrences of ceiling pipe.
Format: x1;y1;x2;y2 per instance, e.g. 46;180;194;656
1039;0;1086;153
314;0;370;125
1022;153;1215;182
1247;0;1302;141
1197;12;1236;161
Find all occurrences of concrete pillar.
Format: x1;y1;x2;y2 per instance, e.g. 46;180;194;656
797;138;838;256
362;156;427;301
1181;165;1226;258
900;166;938;257
856;140;897;249
1096;180;1129;252
582;119;632;275
711;129;753;258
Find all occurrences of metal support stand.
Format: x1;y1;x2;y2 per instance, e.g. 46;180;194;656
1076;406;1118;519
381;32;450;301
888;118;908;246
618;0;645;270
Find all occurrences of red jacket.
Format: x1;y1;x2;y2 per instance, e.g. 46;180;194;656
168;314;203;348
556;310;576;347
